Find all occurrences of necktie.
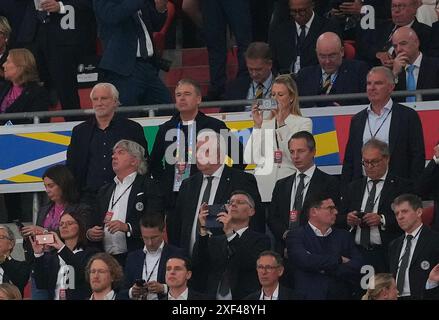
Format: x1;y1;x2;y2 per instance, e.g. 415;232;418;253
134;11;149;59
360;179;380;248
406;64;416;103
321;74;332;95
290;173;306;229
218;233;239;297
298;25;306;50
396;234;414;294
255;83;264;99
201;176;214;205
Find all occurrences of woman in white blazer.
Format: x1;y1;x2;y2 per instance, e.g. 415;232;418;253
244;74;312;202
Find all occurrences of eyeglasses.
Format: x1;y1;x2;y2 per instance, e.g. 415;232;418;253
290;8;309;16
59;221;78;227
89;269;110;275
256;265;279;272
391;4;412;11
0;235;11;240
361;158;384;168
317;53;340;61
227;199;253;207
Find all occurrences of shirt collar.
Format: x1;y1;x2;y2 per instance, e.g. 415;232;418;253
367;170;388;183
308;221;332;237
168;287;189;300
295;11;315;31
234;226;249;237
407;52;422;70
405;223;423;239
143;240;165;255
297;164;316;180
252;73;273;91
367;98;393;116
203;164;225;180
90;290;115;300
114;171;137;185
259;283;280;300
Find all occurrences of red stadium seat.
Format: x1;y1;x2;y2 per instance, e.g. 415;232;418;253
343;40;356;60
422;205;434;227
153;1;176;57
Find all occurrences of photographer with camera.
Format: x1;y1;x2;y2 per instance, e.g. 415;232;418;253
0;225;31;296
339;139;412;273
30;209;99;300
121;212;183;300
244;74;312;203
194;191;270;299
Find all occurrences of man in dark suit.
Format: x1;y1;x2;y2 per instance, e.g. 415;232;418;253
286;193;363;300
340;139;411;273
86;139;163;266
121;212;183;300
269;0;341;74
0;225;31;295
391;26;439;102
357;0;431;67
269;131;340;255
66;83;148;205
428;21;439;57
168;131;264;255
150;78;243;211
164;256;207;300
297;32;369;108
93;0;171;109
244;250;296;300
341;66;425;185
222;42;275;112
417;144;439;231
388;194;439;299
193;191;271;299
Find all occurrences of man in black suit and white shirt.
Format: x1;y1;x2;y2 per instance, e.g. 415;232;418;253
388;194;439;299
193;191;270;300
297;32;369;107
244;250;296;300
341;66;425;185
340;139;412;273
168;132;264;256
222;42;275;112
391;26;439;102
268;131;339;255
87;139;163;266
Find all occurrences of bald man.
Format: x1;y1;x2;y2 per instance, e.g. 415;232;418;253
391;26;439;102
296;32;369;107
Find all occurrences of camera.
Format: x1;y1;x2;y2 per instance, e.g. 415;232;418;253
35;233;55;245
135;279;146;287
257;99;278;111
206;204;226;229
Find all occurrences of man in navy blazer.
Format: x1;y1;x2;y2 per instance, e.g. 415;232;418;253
93;0;171;109
297;32;369;108
391;26;439;102
121;212;184;300
269;0;341;74
341;66;425;185
388;194;439;299
286;193;363;300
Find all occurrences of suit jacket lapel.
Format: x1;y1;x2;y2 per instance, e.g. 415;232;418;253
378;175;394;211
214;166;231;203
126;175;143;220
410;227;427;268
388;103;400;157
417;57;427;89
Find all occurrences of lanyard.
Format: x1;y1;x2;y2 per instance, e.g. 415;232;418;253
320;73;338;94
176;121;195;162
367;109;392;139
110;181;134;210
143;254;161;282
274;120;280;150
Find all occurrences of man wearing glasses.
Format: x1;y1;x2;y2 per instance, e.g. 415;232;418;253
296;32;369;107
269;0;341;74
244;250;296;300
286;193;363;299
193;191;270;300
341;66;425;185
339;139;412;273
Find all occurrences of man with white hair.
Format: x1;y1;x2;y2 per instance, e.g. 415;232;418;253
86;139;163;267
66;83;148;206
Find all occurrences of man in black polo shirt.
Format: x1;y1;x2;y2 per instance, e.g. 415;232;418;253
66;82;148;205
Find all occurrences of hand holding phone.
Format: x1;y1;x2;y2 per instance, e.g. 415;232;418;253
35;233;55;245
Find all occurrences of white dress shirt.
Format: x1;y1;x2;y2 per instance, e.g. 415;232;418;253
143;241;164;300
289;165;316;211
259;283;280;300
168;287;189;300
363;98;393;146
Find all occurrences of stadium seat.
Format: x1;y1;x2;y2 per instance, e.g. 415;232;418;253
422;205;434;227
343;40;356;60
153;1;176;57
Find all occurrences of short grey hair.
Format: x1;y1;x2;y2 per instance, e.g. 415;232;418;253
368;66;395;85
90;82;120;105
113;139;147;175
0;225;15;248
362;139;390;158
